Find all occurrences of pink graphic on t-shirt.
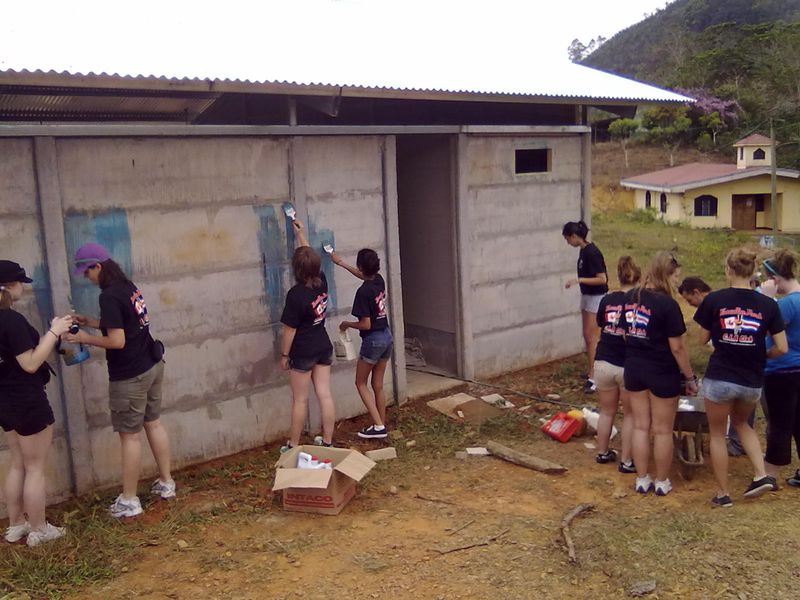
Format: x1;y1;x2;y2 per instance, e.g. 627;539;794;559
311;293;328;325
130;289;150;328
375;291;387;319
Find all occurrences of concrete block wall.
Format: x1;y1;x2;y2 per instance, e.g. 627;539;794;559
0;134;395;502
463;135;585;377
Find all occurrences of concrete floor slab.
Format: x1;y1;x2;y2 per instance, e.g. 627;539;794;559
405;368;467;402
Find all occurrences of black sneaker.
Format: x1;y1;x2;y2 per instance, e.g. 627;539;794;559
596;450;618;464
357;425;388;439
787;470;800;488
743;476;777;498
711;494;733;508
583;379;597;394
618;461;636;474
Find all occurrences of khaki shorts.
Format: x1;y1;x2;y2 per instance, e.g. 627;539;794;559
580;294;604;314
594;360;624;391
108;361;164;433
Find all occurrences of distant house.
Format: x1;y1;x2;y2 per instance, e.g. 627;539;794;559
621;134;800;231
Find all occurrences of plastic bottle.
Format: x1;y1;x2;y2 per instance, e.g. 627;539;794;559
310;455;319;468
317;459;333;470
296;452;313;469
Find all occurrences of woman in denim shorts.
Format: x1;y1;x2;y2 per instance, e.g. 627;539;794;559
67;243;175;519
694;248;787;507
333;248;392;439
279;221;336;451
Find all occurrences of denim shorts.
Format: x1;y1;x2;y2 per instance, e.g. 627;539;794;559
289;350;333;373
360;328;393;365
702;377;762;404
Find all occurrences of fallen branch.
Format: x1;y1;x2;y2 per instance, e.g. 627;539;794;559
446;518;475;536
414;493;455;505
485;440;568;474
561;503;594;563
436;528;510;555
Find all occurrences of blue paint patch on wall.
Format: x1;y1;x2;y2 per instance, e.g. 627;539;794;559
254;205;290;323
64;209;132;316
306;218;337;311
31;263;53;327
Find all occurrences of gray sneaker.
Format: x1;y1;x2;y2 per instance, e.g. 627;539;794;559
150;478;177;500
26;522;66;547
4;521;31;543
109;494;143;518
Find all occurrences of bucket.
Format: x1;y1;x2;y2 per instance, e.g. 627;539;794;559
334;329;357;361
541;412;580;443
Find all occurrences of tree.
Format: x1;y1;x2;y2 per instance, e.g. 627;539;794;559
677;87;740;145
608;118;640;168
641;106;692;166
567;36;607;63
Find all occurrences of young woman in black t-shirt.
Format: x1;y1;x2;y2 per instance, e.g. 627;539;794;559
694;248;786;507
0;260;73;546
594;256;640;470
332;248;392;439
279;221;335;451
563;220;608;394
624;252;698;497
67;244;175;519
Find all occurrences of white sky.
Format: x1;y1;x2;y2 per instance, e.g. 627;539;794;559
0;1;674;89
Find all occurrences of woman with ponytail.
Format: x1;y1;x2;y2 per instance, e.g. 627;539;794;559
624;252;697;496
0;260;72;546
593;256;639;471
563;220;608;394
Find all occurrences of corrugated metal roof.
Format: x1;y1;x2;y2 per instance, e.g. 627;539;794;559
0;62;691;105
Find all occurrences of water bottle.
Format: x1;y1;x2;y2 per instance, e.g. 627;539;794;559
318;459;333;470
59;323;90;366
296;452;313;468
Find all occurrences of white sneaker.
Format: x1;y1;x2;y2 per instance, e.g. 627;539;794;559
635;475;655;494
26;522;65;547
150;478;177;499
654;479;673;496
4;521;31;543
109;494;143;518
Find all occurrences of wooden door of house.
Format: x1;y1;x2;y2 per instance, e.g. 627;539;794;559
732;196;757;230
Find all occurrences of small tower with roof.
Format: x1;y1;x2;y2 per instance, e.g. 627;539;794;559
733;133;774;169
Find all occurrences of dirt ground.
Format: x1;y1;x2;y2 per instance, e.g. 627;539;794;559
36;356;798;600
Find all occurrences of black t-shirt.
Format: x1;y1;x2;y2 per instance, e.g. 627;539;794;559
281;272;333;358
578;243;609;296
351;274;389;339
99;281;156;381
595;291;628;367
624;288;686;373
694;288;785;388
0;309;51;398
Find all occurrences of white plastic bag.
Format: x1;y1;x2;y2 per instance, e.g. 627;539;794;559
334;329;357;361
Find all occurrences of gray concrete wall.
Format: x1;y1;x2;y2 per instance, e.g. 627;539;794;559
396;135;458;373
0;135;396;503
0;139;75;506
463;135;585;378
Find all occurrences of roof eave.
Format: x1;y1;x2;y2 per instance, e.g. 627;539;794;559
622;168;800;193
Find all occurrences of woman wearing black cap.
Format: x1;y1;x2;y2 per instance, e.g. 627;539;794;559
66;244;175;520
0;260;73;546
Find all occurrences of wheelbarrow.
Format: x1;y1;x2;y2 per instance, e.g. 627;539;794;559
673;396;708;480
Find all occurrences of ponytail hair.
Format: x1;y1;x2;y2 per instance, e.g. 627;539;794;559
0;283;13;310
617;256;641;287
292;246;323;288
638;251;680;301
764;248;798;280
97;259;132;290
562;220;589;240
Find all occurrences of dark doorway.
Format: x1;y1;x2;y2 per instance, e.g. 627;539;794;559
396;135;459;375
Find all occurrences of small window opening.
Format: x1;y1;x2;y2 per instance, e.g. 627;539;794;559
660;193;667;214
694;194;718;217
645;191;652;209
515;149;550;174
753;148;766;160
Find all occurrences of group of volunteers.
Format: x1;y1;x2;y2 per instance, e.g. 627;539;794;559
564;219;800;507
0;217;392;546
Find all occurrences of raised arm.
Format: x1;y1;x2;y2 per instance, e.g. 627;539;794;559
292;220;309;248
330;251;365;281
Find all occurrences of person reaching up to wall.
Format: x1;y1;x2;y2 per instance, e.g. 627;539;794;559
594;256;640;472
693;248;786;507
66;244;175;519
331;247;393;439
563;220;608;394
279;221;336;452
0;261;73;546
624;252;697;497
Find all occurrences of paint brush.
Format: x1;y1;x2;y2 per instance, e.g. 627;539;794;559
282;202;297;221
322;243;334;255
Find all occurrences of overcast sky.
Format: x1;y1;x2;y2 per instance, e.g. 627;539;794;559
0;1;674;83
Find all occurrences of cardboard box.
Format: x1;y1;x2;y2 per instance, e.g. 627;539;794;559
273;446;376;515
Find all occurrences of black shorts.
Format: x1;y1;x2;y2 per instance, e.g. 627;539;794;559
289;350;333;373
0;389;55;436
624;365;681;399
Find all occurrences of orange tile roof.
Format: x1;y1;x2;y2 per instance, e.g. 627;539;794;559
622;163;739;187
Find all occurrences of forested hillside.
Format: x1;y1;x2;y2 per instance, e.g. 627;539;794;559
581;0;800;167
